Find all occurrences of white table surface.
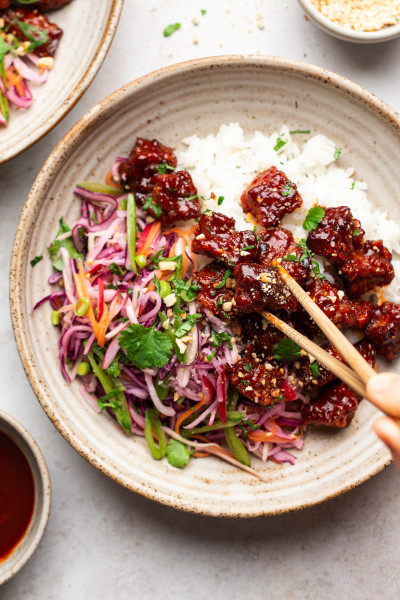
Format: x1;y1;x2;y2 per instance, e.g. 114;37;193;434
1;1;400;598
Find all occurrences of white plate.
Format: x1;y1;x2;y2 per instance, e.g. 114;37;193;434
10;56;395;517
0;0;123;164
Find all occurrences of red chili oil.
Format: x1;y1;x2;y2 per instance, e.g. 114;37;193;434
0;430;35;562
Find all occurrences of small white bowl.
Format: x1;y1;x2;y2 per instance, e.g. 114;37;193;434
0;411;51;585
298;0;400;43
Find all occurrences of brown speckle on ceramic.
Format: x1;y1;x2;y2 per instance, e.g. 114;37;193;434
0;411;51;585
10;56;395;517
0;0;124;164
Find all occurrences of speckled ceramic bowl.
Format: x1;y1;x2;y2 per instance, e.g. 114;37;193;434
298;0;400;43
0;0;123;164
0;411;51;585
10;56;397;517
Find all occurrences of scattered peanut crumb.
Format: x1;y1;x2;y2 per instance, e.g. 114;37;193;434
192;16;199;25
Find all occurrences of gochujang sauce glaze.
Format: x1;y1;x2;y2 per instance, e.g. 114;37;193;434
0;431;35;561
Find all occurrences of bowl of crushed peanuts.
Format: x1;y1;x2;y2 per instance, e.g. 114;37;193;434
298;0;400;43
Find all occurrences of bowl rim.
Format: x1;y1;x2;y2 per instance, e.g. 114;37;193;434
0;410;51;585
0;0;124;165
10;55;395;517
298;0;400;42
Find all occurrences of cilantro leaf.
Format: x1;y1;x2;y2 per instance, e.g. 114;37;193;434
118;324;173;369
47;217;84;271
174;313;202;338
273;338;302;362
166;439;191;468
302;207;325;231
0;38;10;63
163;23;181;37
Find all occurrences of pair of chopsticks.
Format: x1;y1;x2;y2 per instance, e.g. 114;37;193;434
262;263;380;408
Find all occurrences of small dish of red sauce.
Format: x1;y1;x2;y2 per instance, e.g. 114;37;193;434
0;411;51;585
0;430;35;562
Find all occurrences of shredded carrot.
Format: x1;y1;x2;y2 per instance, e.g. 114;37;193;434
247;429;293;444
57;304;74;314
74;260;101;342
174;399;206;434
137;221;161;257
105;170;123;189
192;434;212;458
164;225;198;238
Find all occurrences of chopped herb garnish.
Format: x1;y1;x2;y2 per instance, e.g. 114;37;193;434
118;324;173;369
241;380;249;385
297;238;326;279
215;269;231;289
97;390;121;411
289;129;311;134
283;254;299;262
143;197;162;217
242;244;255;251
156;161;175;174
30;255;43;267
281;182;293;197
109;262;125;277
206;349;217;362
163;23;181;37
16;20;49;54
244;362;252;373
217;195;224;206
201;9;207;15
311;260;325;280
174;313;202;338
273;337;302;362
210;329;233;350
274;137;287;152
351;181;355;190
334;148;342;160
310;362;320;378
352;229;360;237
302;206;325;231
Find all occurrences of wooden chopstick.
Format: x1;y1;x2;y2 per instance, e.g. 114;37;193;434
275;263;376;385
262;311;368;398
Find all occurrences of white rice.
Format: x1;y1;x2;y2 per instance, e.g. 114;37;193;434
178;122;400;302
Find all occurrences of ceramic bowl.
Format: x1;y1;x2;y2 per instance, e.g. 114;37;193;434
0;0;124;164
298;0;400;43
0;411;51;585
10;55;398;517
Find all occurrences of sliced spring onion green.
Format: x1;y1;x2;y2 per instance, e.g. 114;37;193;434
77;362;91;376
74;297;90;317
224;386;251;466
76;181;124;195
135;254;147;269
145;409;167;459
51;310;60;325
